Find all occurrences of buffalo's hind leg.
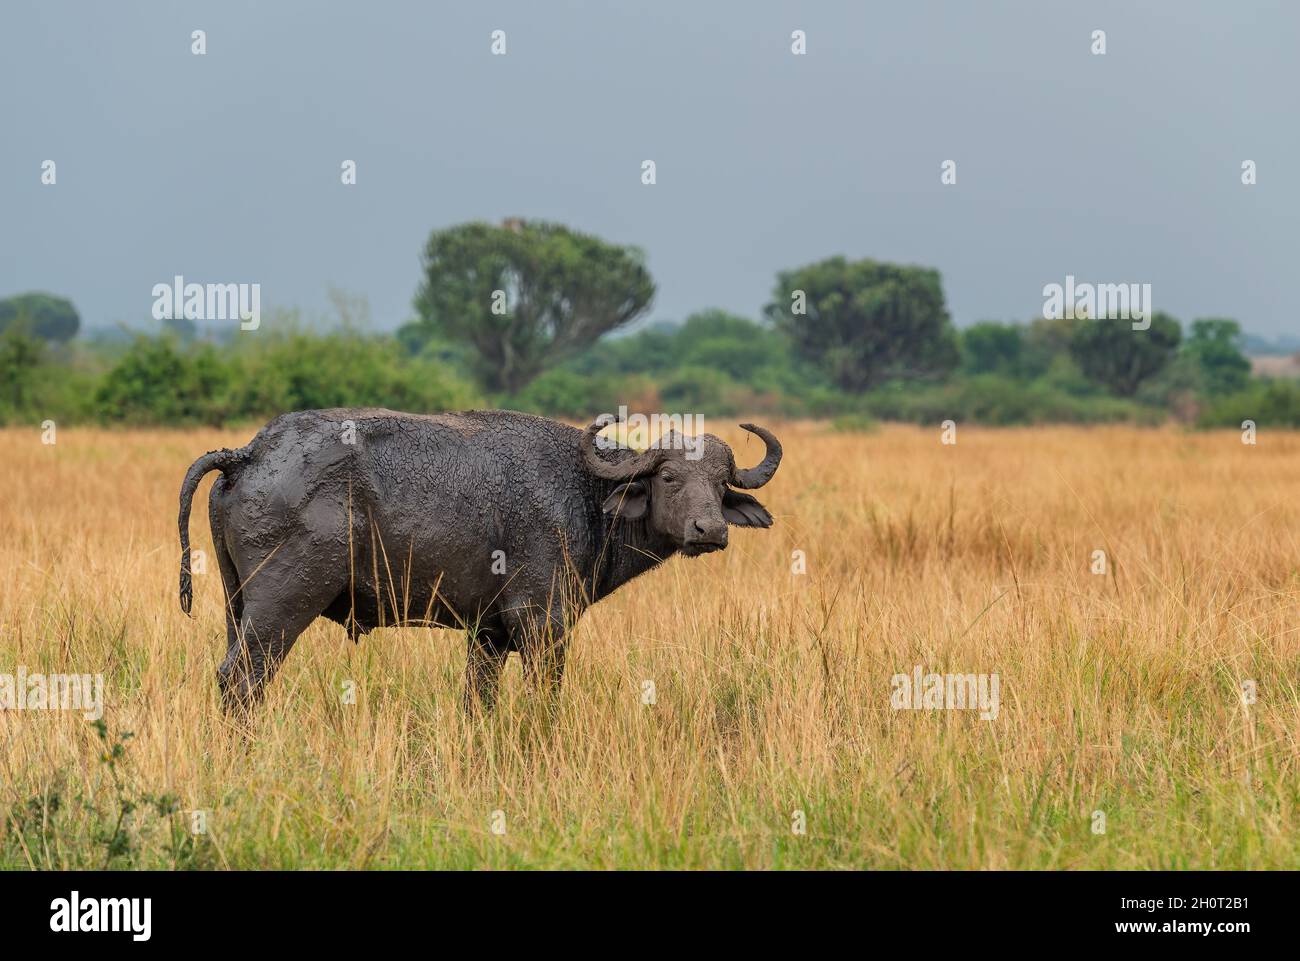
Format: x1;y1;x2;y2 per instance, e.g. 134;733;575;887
218;545;345;716
208;479;243;670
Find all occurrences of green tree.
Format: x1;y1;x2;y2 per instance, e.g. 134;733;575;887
1022;314;1079;379
1183;317;1251;396
764;257;958;392
1069;312;1182;396
961;321;1026;376
0;292;81;342
0;323;46;414
408;219;655;393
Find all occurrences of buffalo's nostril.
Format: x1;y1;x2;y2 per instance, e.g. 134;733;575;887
689;520;726;545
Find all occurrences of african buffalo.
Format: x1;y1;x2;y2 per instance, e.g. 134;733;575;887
178;409;782;713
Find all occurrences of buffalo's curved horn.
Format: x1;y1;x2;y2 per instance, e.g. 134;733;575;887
581;415;667;482
730;423;782;489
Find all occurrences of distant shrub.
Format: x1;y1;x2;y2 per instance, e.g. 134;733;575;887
658;365;743;415
223;332;481;420
4;306;1290;431
861;375;1149;426
94;337;232;426
1198;379;1300;428
1183;318;1251;397
86;332;481;427
0;326;47;421
0;325;103;426
509;370;662;420
511;370;609;419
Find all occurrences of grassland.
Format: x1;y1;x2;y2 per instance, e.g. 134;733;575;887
1;423;1298;869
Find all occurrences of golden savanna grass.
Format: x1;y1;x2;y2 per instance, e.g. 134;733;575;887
1;423;1298;869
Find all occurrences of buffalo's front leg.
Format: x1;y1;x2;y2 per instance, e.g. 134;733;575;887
522;642;567;698
464;625;510;714
503;603;572;699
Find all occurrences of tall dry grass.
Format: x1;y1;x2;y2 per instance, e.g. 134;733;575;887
1;422;1298;868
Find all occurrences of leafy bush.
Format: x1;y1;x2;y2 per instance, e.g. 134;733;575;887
861;375;1148;426
557;310;849;418
1198;379;1300;428
675;310;787;381
222;331;480;420
82;331;483;427
0;297;1288;432
94;337;232;426
509;369;659;420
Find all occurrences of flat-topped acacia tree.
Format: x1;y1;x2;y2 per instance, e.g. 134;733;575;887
410;219;656;394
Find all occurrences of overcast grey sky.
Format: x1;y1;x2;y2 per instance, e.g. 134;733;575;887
2;1;1297;336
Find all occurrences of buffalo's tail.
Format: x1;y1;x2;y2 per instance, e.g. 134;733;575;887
179;447;248;615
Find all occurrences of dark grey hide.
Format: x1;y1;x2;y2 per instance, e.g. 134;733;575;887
177;408;782;713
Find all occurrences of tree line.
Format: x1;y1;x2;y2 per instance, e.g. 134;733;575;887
2;219;1298;428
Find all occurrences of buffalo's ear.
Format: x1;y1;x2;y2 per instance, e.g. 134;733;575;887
601;481;649;520
722;488;773;527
